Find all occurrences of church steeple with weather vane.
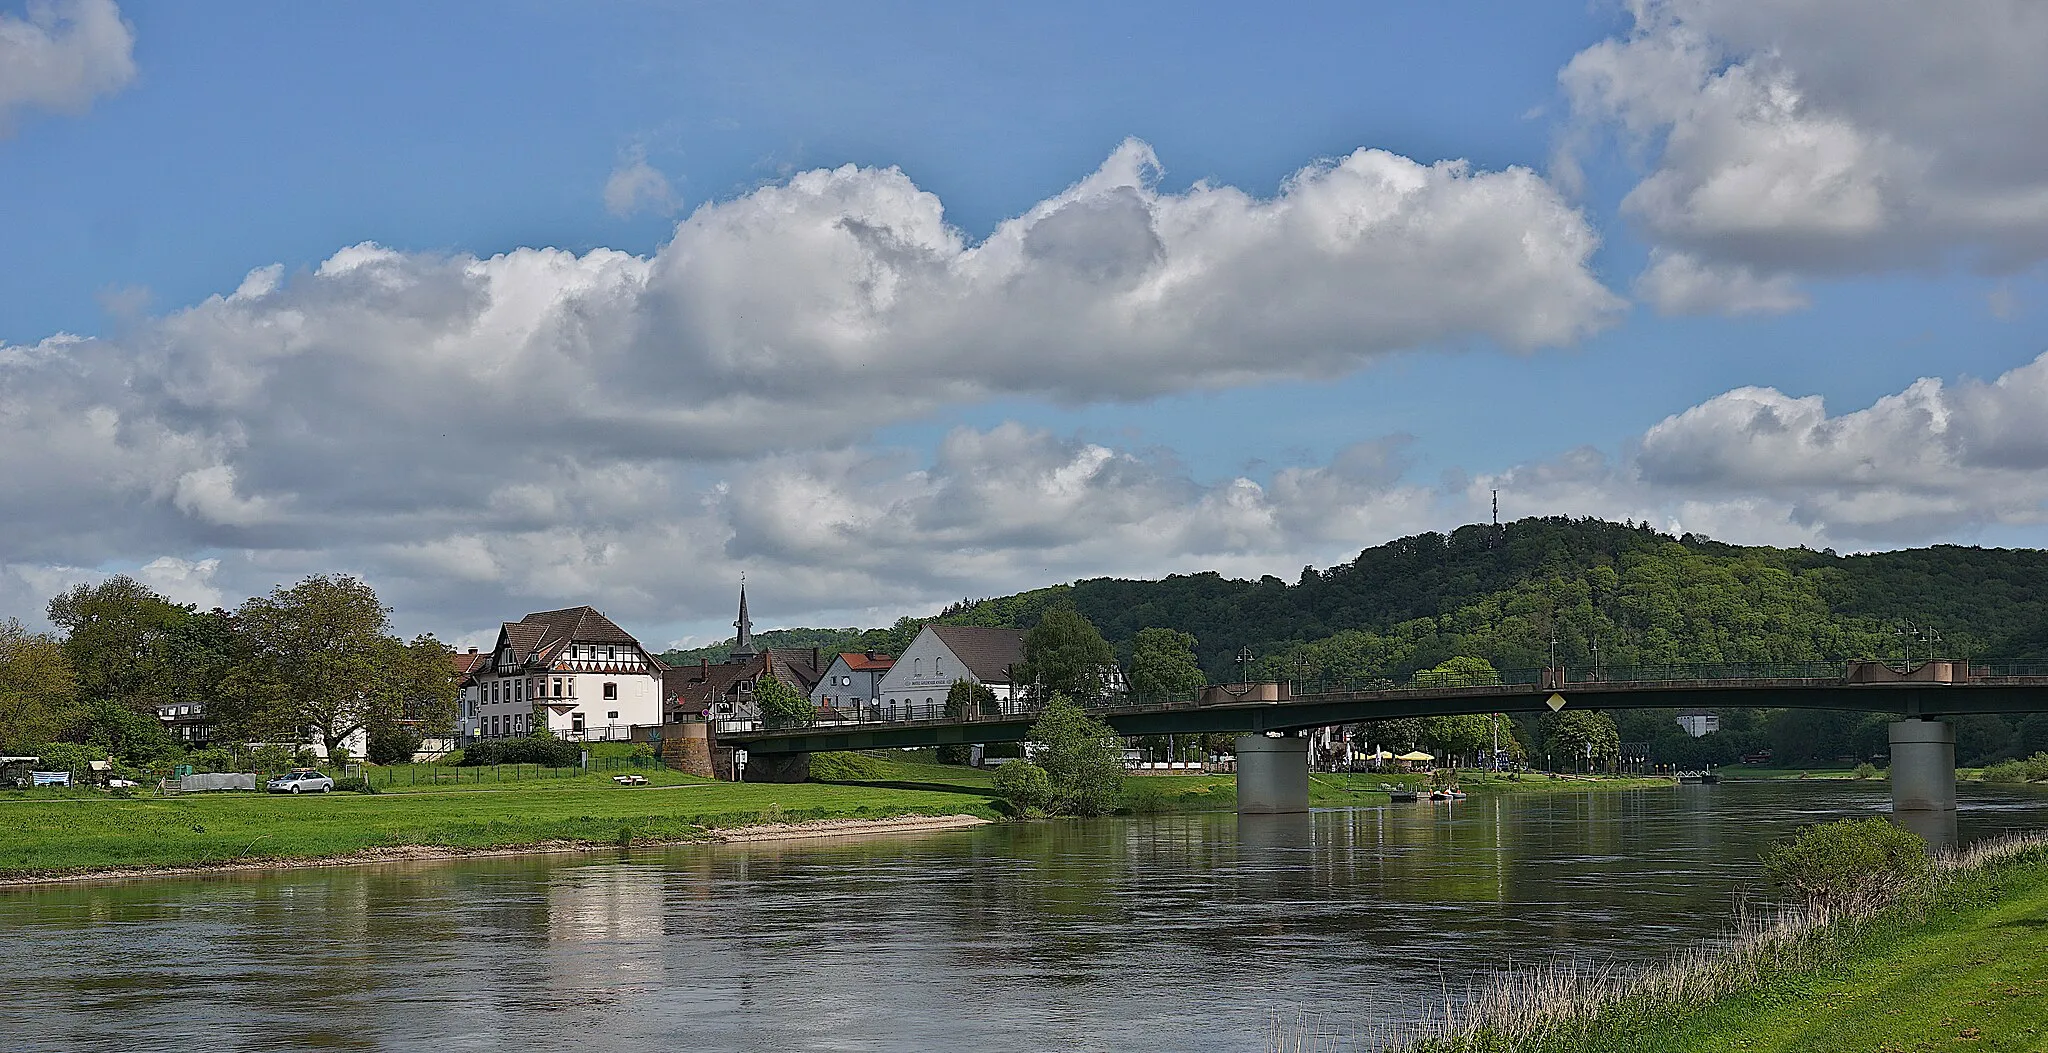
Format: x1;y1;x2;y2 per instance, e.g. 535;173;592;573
728;577;759;662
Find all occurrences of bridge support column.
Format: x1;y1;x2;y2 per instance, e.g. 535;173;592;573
1889;719;1956;814
1235;733;1309;814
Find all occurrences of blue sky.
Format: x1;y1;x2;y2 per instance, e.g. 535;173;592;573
4;0;2047;648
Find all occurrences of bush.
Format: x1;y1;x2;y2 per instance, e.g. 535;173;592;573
1025;694;1125;816
458;737;583;768
1852;762;1882;780
1982;752;2048;784
1762;817;1931;907
366;726;423;765
333;777;378;794
992;761;1054;816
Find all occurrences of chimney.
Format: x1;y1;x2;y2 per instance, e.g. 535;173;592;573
700;657;709;681
812;646;820;670
468;647;478;654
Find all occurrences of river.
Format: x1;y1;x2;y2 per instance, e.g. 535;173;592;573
6;782;2048;1052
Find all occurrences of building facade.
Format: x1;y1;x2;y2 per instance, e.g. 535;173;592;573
470;606;665;743
871;625;1028;720
810;652;896;718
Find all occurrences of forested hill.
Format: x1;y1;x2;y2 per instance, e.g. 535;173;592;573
668;518;2048;681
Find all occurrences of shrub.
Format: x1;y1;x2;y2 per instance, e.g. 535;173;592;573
1982;752;2048;784
366;726;423;765
1025;694;1125;816
1851;762;1882;780
1762;817;1931;907
458;737;583;768
333;777;378;794
992;761;1054;816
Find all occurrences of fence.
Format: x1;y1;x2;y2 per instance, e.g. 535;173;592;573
361;753;663;789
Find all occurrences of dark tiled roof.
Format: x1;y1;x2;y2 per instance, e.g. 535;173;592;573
765;648;824;694
928;626;1026;682
491;605;650;670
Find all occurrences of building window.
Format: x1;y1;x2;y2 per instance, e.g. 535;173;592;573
607;646;616;661
553;678;563;697
603;682;618;700
914;658;923;676
572;713;585;732
935;658;944;678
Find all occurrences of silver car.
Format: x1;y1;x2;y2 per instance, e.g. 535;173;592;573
266;770;334;794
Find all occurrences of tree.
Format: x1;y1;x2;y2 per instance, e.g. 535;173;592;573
237;575;401;758
938;679;999;764
0;619;77;751
363;635;461;763
45;576;188;708
1410;656;1501;687
992;761;1054;815
1024;693;1125;816
753;673;814;730
1542;709;1620;770
1126;628;1207;700
1021;605;1116;703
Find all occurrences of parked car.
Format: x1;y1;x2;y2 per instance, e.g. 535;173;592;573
266;770;334;794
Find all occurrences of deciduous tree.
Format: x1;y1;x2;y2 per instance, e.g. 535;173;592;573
1021;605;1115;703
1127;628;1207;699
0;619;77;751
1025;692;1124;816
753;673;815;730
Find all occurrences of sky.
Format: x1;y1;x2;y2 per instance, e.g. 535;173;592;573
4;0;2048;651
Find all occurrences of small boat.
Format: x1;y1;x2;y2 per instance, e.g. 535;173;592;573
1429;788;1467;800
1388;790;1419;802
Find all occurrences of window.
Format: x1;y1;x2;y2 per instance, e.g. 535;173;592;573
552;678;563;697
572;713;585;732
914;658;923;675
603;682;617;700
935;658;944;677
607;646;615;661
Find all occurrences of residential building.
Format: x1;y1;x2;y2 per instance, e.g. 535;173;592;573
471;606;665;742
451;647;490;740
1676;712;1720;738
810;651;896;719
156;701;213;747
664;587;825;731
872;625;1029;719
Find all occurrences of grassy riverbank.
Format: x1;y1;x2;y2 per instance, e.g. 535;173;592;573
1387;836;2048;1053
0;774;1001;881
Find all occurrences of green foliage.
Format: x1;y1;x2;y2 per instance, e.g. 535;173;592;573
44;575;188;707
1541;709;1620;767
991;760;1054;815
1851;762;1882;780
236;575;442;757
1024;693;1125;816
1981;752;2048;784
753;673;815;730
458;737;582;767
1021;604;1116;703
1761;817;1931;906
366;725;423;765
937;679;999;764
1410;656;1501;687
0;619;77;751
332;777;379;794
1126;627;1206;699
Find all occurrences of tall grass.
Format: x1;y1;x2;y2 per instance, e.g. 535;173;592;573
1272;830;2048;1053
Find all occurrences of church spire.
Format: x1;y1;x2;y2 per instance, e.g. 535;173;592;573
728;579;758;662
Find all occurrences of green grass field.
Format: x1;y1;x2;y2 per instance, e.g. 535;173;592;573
1611;859;2048;1053
0;769;1001;879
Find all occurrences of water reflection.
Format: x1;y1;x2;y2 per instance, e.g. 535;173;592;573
5;784;2048;1052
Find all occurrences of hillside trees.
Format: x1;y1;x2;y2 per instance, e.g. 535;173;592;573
1127;628;1206;699
1541;709;1620;770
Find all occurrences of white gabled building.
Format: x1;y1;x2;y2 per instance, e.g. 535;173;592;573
872;626;1029;719
470;606;665;743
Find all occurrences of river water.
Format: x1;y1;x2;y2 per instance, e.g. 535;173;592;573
6;783;2048;1053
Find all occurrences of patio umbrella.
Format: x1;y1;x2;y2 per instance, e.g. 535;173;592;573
1395;750;1435;762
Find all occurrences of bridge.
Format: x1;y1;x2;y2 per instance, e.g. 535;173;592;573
717;658;2048;818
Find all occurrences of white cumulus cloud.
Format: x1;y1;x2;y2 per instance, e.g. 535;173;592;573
0;0;135;133
1563;0;2048;311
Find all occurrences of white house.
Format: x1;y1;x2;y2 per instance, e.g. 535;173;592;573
872;626;1028;719
1676;712;1721;738
810;651;896;718
471;606;665;743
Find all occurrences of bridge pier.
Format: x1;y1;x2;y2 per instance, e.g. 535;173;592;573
1889;719;1956;814
1235;733;1309;814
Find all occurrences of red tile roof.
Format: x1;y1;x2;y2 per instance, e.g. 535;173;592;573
839;652;896;672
